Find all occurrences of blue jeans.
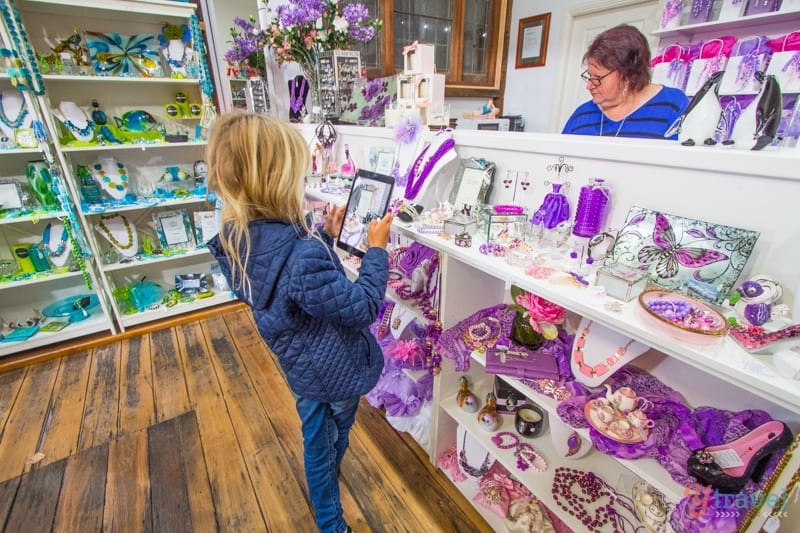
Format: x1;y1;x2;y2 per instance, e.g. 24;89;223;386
295;395;360;533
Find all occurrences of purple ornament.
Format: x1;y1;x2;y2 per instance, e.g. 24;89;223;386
572;178;610;238
744;302;772;326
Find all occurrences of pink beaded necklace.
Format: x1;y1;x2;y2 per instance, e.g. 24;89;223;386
572;320;635;379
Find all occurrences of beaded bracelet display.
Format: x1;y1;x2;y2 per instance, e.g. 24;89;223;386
516;443;547;472
490;431;519;450
493;204;525;215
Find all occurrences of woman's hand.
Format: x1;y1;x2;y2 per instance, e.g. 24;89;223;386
366;212;393;250
323;204;346;239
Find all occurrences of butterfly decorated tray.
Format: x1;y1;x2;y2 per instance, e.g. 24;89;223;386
638;290;729;345
86;32;163;77
609;206;759;304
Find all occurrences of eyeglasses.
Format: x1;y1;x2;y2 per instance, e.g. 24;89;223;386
580;69;614;87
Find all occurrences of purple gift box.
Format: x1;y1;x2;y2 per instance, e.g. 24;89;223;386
745;0;782;15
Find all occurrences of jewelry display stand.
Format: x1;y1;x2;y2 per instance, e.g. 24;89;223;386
550;416;592;460
0;89;32;143
42;221;71;268
91;156;130;201
570;317;649;387
404;130;458;209
94;213;138;258
456;424;492;478
51;101;95;143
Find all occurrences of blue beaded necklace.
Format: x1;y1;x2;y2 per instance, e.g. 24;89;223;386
0;92;28;129
190;14;214;97
0;0;46;95
41;222;68;257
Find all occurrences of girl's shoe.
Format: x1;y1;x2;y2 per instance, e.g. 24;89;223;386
688;420;793;493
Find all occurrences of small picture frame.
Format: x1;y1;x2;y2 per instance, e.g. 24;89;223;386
516;13;550;69
0;181;24;210
175;273;208;295
370;147;395;175
153;209;195;249
14;128;37;149
193;210;218;244
449;157;496;210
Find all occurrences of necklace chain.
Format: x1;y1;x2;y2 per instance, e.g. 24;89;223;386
0;93;28;129
599;114;626;137
97;214;134;250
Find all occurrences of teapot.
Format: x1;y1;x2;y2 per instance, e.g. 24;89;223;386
604;385;639;413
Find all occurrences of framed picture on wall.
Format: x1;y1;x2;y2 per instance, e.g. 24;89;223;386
516;13;551;69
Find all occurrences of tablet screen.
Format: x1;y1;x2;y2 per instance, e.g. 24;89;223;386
336;169;395;257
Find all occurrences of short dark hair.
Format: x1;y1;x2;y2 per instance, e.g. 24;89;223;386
583;24;651;92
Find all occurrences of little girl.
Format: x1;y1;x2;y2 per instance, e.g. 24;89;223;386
206;112;393;533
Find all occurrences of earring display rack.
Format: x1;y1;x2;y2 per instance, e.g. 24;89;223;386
318;50;363;119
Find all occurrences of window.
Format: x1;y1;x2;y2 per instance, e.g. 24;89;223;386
352;0;510;96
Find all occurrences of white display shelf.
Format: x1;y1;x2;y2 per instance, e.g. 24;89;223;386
0;269;84;290
60;141;207;153
441;392;647;533
41;74;201;86
17;0;195;22
0;210;66;225
82;196;208;215
395;223;800;413
469;351;684;504
652;10;800;38
0;314;110;357
102;247;210;273
119;291;235;328
0;146;42;156
440;469;507;531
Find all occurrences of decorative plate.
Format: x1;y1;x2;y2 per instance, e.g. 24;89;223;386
584;400;648;444
86;32;163;77
42;294;100;322
609;206;759;304
638;290;729;345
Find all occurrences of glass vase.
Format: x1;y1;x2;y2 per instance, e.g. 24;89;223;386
510;312;545;350
302;63;324;124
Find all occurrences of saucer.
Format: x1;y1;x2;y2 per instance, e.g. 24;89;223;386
584;401;648;444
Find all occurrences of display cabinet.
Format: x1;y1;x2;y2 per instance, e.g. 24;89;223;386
318;50;363;118
0;0;232;356
304;124;800;532
228;76;269;114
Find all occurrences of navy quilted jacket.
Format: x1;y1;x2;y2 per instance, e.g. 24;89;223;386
208;219;387;402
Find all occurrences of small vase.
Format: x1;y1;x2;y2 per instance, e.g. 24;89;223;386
511;312;545;350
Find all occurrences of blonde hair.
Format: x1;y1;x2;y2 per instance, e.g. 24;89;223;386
206;111;311;297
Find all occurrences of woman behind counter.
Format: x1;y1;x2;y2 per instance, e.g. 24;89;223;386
562;24;688;140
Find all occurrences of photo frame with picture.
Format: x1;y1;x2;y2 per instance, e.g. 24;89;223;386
153;209;195;249
193;210;218;245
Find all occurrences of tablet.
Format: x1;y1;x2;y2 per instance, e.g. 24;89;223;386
336;169;395;257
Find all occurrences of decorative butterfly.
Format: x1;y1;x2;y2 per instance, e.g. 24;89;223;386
637;213;728;279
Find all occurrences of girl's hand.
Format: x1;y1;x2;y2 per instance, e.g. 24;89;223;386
323;204;346;238
366;212;393;250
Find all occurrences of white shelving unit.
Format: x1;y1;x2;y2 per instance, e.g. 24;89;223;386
0;0;231;356
304;124;800;532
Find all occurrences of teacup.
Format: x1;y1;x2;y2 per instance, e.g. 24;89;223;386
609;419;634;439
595;404;616;424
627;409;656;430
635;397;654;412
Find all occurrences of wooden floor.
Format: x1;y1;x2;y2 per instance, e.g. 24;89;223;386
0;306;490;532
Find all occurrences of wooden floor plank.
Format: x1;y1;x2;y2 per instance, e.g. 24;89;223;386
0;475;20;528
149;413;193;532
37;350;92;467
4;458;65;532
0;359;59;482
0;366;26;437
118;333;155;435
173;410;217;533
202;314;314;531
104;426;151;533
149;328;190;423
174;320;265;531
52;443;108;532
79;343;120;451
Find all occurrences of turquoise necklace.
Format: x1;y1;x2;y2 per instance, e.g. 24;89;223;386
0;0;46;95
190;14;214;97
0;92;28;129
40;222;68;257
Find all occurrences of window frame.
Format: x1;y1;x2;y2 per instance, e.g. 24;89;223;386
365;0;511;98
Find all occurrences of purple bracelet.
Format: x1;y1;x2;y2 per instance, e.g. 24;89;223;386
493;204;524;215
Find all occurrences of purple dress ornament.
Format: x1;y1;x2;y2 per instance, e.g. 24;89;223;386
532;182;570;230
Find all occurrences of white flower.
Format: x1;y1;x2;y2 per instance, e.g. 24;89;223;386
332;16;348;33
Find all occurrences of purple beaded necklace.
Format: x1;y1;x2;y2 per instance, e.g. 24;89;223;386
404;137;456;200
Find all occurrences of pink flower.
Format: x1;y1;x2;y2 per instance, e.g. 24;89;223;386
514;292;565;340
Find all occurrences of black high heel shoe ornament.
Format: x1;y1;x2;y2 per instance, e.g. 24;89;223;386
688;420;793;494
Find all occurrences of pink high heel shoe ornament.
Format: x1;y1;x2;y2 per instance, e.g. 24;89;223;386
341;144;356;177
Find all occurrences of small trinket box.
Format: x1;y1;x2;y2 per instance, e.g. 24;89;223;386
444;215;477;236
478;207;528;242
454;232;472;247
597;264;649;302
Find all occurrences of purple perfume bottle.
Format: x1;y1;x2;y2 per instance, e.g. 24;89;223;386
572;178;610;238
